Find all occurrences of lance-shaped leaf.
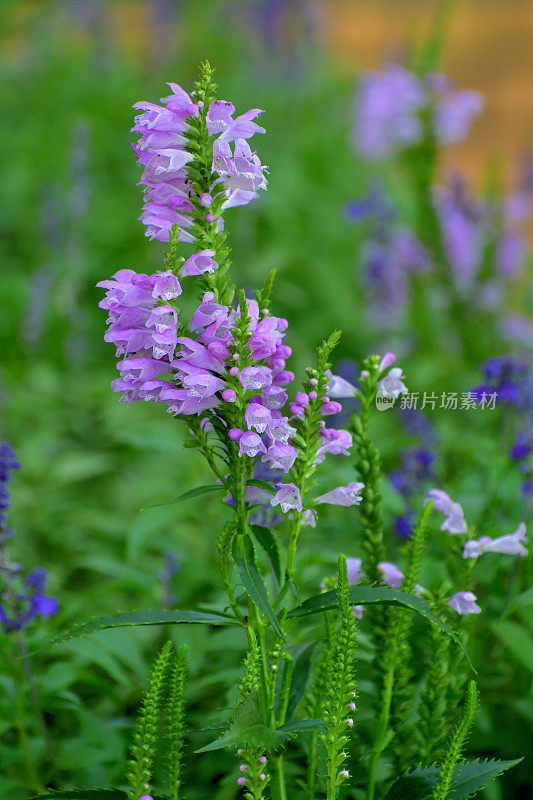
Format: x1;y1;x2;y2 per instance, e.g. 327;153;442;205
385;758;522;800
288;586;458;641
247;478;276;495
141;483;225;510
278;718;325;735
284;642;317;721
232;534;286;641
251;524;282;583
45;609;242;650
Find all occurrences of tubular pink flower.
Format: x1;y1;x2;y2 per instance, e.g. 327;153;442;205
377;561;404;589
447;591;481;615
316;482;364;507
270;483;302;513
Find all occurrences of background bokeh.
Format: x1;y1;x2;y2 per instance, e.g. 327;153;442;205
0;2;531;799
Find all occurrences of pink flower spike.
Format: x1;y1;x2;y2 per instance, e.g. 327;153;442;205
237;776;247;786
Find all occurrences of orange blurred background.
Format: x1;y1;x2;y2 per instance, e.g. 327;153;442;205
4;0;533;187
324;0;533;186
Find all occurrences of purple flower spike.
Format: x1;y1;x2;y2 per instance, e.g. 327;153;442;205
238;431;267;458
270;483;302;514
377;561;404;589
315;482;364;507
447;591;481;615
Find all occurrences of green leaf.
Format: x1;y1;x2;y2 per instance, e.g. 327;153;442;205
492;620;533;673
285;642;317;721
278;718;325;735
251;524;282;583
141;483;225;510
246;478;276;495
386;758;522;800
196;696;286;753
288;586;458;641
196;697;320;754
47;609;242;649
233;534;286;641
503;586;533;618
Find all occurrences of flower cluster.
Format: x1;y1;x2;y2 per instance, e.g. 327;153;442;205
354;63;483;159
0;443;59;633
132;82;266;242
98;268;182;405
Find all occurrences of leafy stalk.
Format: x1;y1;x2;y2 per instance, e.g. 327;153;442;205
127;642;173;800
167;645;188;800
432;681;479;800
350;355;386;582
366;501;433;799
321;556;357;800
274;330;342;610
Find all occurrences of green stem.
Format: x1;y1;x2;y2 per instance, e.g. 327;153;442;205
367;663;395;800
18;631;56;778
273;515;303;610
273;756;288;800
